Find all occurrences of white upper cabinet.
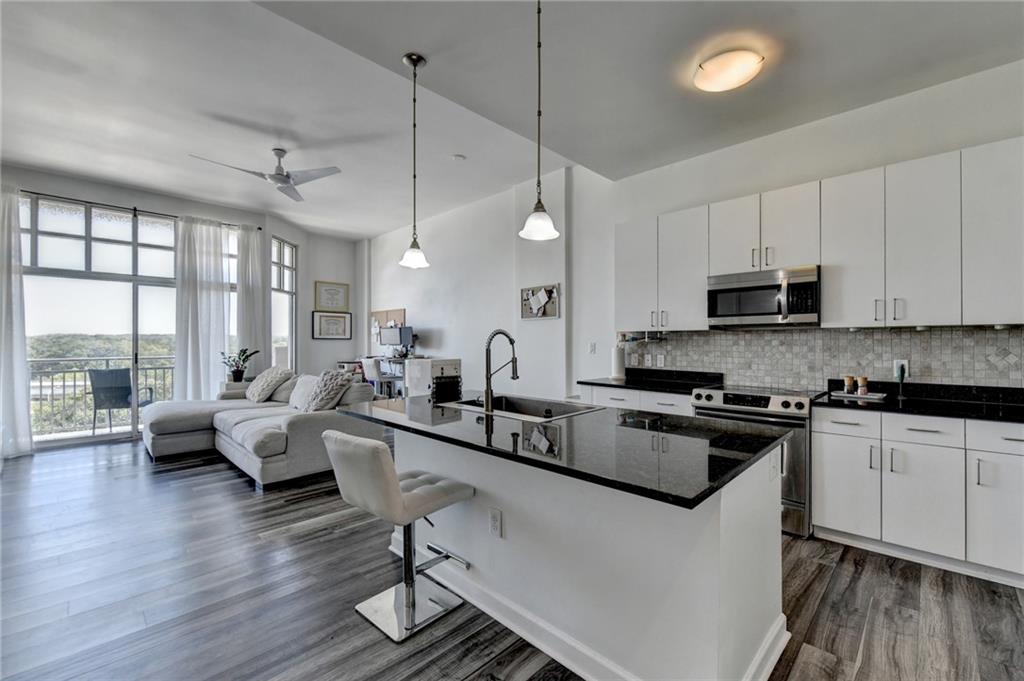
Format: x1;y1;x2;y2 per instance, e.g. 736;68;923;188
614;217;659;332
657;205;709;331
884;151;962;327
962;137;1024;326
821;168;886;328
760;180;820;270
709;194;760;276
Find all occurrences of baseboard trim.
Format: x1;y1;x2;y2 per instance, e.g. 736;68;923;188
814;527;1024;589
390;536;641;681
742;613;790;681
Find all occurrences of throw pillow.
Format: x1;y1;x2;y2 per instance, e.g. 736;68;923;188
245;366;293;403
301;370;355;412
270;375;298;403
288;375;319;410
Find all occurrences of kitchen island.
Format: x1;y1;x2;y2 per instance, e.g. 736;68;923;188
337;392;793;681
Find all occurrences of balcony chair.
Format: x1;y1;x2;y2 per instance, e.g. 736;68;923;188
88;368;153;434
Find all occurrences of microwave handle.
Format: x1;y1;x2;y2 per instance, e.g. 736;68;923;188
779;278;789;319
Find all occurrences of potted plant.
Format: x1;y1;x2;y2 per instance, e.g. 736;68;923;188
221;348;260;383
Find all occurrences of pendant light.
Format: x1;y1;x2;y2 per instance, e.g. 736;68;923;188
399;52;430;269
519;0;559;241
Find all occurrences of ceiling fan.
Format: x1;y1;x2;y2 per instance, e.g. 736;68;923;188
189;148;340;202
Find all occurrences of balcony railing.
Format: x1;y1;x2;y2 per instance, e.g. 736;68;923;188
28;356;174;440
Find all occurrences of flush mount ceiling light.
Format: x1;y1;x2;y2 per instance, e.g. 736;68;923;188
519;0;559;241
398;52;429;269
693;49;765;92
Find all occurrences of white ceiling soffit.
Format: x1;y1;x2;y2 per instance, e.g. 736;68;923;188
262;1;1024;180
0;1;567;239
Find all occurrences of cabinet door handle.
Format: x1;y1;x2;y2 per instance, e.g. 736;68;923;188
906;427;940;434
764;246;773;267
830;420;862;426
868;444;876;470
656;402;675;407
661;310;667;327
651;434;657;451
780;444;788;478
751;248;757;268
873;299;884;322
661;436;668;454
1002;437;1024;443
608;397;626;402
650;311;656;328
892;298;905;321
889;448;896;473
976;458;983;486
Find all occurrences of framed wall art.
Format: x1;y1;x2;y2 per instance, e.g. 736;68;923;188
314;281;350;312
312;311;352;340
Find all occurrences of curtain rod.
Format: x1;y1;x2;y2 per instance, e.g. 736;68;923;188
19;189;262;229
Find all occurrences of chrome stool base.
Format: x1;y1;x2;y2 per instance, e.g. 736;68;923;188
355;575;464;642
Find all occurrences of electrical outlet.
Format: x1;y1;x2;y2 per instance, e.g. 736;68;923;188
893;359;910;380
644;354;652;367
488;507;503;538
588;341;597;355
656;354;665;368
630;353;639;365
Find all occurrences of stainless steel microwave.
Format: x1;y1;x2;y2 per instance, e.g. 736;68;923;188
707;265;820;328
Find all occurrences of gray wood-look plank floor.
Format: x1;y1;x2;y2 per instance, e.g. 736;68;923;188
2;441;1022;681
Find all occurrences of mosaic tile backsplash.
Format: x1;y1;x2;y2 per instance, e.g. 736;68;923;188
624;327;1023;391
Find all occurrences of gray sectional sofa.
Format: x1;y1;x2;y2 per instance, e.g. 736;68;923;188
142;379;383;489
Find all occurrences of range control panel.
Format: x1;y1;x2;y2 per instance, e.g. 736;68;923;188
691;388;813;417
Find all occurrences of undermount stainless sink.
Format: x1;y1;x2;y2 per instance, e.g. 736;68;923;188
450;395;603;423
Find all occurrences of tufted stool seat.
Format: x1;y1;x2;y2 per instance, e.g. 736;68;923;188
322;430;474;642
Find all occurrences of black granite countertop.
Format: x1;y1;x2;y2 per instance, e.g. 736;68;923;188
337;390;791;510
577;369;724;396
813;380;1024;424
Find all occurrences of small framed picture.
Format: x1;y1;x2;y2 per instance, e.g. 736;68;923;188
314;281;350;312
312;312;352;340
520;284;560;320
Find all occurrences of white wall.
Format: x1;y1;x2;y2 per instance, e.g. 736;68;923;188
615;60;1024;223
2;164;364;375
369;189;518;394
371;60;1024;397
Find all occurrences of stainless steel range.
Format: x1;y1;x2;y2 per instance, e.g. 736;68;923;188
691;385;824;537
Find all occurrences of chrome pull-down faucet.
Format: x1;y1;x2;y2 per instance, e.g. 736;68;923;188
484;329;518;413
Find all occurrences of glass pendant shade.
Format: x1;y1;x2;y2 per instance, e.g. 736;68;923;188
519;200;559;241
398;235;429;269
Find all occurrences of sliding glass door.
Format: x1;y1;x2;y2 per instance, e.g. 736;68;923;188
19;192;177;446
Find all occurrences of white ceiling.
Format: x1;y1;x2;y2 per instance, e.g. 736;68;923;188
3;3;1022;238
263;1;1024;180
0;1;566;239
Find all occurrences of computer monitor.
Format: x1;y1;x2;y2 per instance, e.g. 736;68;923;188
379;325;414;346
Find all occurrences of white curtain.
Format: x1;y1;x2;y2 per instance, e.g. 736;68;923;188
0;186;32;457
236;225;270;375
174;216;228;400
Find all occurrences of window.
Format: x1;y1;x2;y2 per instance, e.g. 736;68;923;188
271;237;297;369
18;192;176;281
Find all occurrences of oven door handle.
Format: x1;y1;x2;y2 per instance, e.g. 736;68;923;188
694;407;807;428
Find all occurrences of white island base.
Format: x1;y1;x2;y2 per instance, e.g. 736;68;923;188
389;431;789;681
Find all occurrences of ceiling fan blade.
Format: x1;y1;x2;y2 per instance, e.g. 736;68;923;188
277;184;304;202
189;154;268;180
288;166;341;187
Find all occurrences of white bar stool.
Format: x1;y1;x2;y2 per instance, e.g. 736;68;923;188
322;430;474;642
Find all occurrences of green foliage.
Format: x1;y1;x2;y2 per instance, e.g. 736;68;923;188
220;347;260;370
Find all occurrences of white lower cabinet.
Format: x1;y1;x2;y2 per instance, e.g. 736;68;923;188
591;386;640;409
967;449;1024;574
639;391;692;416
881;440;965;560
811;432;881;540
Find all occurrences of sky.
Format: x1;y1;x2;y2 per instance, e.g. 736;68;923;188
24;275;176;336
